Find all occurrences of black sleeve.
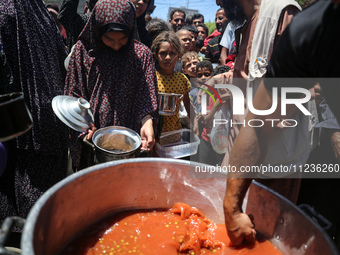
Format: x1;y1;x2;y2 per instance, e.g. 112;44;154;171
136;13;152;48
264;15;316;92
264;1;340;122
264;0;335;90
58;0;88;49
0;49;16;94
265;23;313;77
263;26;315;94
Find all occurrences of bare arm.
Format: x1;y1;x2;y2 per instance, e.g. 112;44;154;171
329;130;340;162
223;81;280;246
198;92;230;127
220;47;229;66
140;118;155;151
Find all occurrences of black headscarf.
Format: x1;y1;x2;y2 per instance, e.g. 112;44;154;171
135;1;152;48
88;0;98;11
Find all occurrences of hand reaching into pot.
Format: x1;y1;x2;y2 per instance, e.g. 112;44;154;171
224;177;257;247
224;210;256;246
140;118;155;151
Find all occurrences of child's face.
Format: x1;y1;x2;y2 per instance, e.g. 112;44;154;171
190;32;198;50
196;67;212;82
182;57;199;78
130;0;149;18
156;42;179;75
177;30;192;53
197;26;207;40
102;31;129;51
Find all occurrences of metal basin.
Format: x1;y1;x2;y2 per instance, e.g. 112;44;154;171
20;159;338;255
158;93;183;116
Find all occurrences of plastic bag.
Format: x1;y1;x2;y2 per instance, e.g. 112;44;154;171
210;104;230;154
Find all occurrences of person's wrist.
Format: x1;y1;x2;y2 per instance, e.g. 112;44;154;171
141;114;153;126
224;207;242;231
224;194;243;221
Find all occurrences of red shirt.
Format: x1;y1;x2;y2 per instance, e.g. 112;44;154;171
203;29;221;47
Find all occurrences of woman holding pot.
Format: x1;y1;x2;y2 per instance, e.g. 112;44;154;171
64;0;158;170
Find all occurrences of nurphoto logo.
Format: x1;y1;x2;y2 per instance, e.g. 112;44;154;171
200;84;312;128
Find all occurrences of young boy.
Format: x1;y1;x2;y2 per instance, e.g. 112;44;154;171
181;25;198;52
194;61;230;165
178;51;200;129
189;60;213;116
181;51;200;79
176;29;192;53
174;29;193;73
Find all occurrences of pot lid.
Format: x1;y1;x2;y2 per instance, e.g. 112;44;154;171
52;96;94;132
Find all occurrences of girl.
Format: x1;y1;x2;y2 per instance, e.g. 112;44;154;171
151;31;192;133
64;0;158;169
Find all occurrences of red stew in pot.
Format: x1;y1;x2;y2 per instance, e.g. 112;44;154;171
61;203;281;255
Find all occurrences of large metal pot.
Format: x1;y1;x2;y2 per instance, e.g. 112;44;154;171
158;92;183;116
12;159;338;254
84;126;146;163
0;93;33;142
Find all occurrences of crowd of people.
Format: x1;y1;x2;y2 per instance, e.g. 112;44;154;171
0;0;339;251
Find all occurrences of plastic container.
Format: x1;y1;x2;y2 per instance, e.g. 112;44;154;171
210;105;230;154
211;129;229;154
156;129;200;158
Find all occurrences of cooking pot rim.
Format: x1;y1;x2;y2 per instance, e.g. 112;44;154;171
0;92;33;143
21;158;195;254
158;92;183;97
0;92;24;106
21;158;340;255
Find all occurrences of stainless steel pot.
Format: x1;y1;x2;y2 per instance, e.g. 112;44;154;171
158;93;183;116
17;159;338;255
0;93;33;142
51;96;145;163
83;126;146;163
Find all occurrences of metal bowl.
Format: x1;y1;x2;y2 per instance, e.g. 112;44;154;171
90;126;142;163
158;93;183;116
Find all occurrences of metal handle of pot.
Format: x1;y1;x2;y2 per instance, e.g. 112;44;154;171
0;217;26;255
136;140;150;156
139;147;149;155
177;94;183;100
298;204;333;234
82;135;95;149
